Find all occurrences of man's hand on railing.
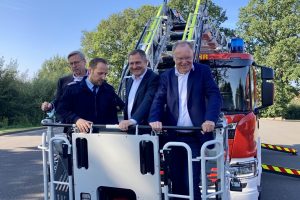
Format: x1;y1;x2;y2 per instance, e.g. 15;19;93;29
75;118;92;133
201;120;215;134
149;121;163;132
119;120;135;131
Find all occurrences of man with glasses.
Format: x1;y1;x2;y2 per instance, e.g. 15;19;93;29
57;57;123;133
40;51;88;198
149;41;222;200
41;50;88;112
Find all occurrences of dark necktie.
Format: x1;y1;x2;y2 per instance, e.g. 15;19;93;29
93;85;98;119
93;85;98;95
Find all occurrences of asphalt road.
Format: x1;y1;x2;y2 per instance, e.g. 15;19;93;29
0;128;46;199
0;120;299;200
259;119;300;200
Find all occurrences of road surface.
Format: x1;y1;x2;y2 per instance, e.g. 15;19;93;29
260;119;300;200
0;128;46;199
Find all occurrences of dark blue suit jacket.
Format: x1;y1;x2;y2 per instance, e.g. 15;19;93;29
52;74;74;109
149;63;222;127
57;78;124;125
124;69;159;125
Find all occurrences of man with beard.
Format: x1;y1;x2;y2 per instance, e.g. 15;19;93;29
57;57;124;133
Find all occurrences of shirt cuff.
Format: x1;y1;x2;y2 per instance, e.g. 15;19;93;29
129;119;137;125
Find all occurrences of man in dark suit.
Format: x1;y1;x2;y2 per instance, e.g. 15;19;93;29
41;51;88;112
149;41;222;199
57;58;124;133
118;49;159;132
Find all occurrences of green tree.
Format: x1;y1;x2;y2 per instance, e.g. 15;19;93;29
37;55;69;82
29;77;57;122
168;0;235;37
12;55;71;125
81;5;158;88
168;0;226;26
167;0;195;19
0;53;70;127
237;0;300;117
0;59;19;124
33;55;70;112
0;58;35;126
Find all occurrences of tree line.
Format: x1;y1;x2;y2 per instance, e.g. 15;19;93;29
0;0;299;128
0;56;69;128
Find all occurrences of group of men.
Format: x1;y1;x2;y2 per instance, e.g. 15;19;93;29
41;41;222;199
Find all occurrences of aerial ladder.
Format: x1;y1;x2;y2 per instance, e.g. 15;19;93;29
118;0;209;97
117;0;228;97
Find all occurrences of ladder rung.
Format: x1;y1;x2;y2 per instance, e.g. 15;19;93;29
171;23;186;31
170;32;184;41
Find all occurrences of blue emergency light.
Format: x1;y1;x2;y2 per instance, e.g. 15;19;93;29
230;37;244;53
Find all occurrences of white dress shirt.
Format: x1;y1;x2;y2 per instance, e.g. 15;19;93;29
73;70;89;82
127;69;147;120
175;66;194;127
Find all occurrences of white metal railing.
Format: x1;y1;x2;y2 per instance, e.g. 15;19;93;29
48;136;73;200
38;131;49;200
40;122;229;200
161;125;229;200
38;118;74;200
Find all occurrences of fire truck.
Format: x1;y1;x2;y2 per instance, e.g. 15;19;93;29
117;0;274;197
40;0;274;199
199;37;274;200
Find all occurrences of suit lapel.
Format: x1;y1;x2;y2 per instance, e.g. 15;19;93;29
134;70;149;96
132;69;150;109
187;68;195;101
171;70;179;121
124;78;133;119
125;78;133;103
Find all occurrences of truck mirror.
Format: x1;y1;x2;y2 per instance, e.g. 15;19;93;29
261;81;274;107
261;66;274;80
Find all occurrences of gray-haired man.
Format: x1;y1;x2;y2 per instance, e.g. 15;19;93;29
41;50;88;112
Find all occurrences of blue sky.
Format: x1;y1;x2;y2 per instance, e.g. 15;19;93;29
0;0;248;78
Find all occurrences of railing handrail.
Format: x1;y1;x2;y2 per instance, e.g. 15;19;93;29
41;120;223;131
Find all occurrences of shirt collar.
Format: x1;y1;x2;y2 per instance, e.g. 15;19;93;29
175;64;194;76
85;77;95;91
73;69;88;81
131;68;147;80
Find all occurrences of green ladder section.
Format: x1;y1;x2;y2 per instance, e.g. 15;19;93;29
118;0;207;97
142;5;164;55
118;1;169;97
182;0;202;41
182;0;209;62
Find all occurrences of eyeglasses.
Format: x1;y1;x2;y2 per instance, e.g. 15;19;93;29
129;61;142;66
174;57;193;62
69;60;82;66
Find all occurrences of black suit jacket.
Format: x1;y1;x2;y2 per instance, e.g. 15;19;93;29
57;77;124;125
51;74;74;109
124;69;159;125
